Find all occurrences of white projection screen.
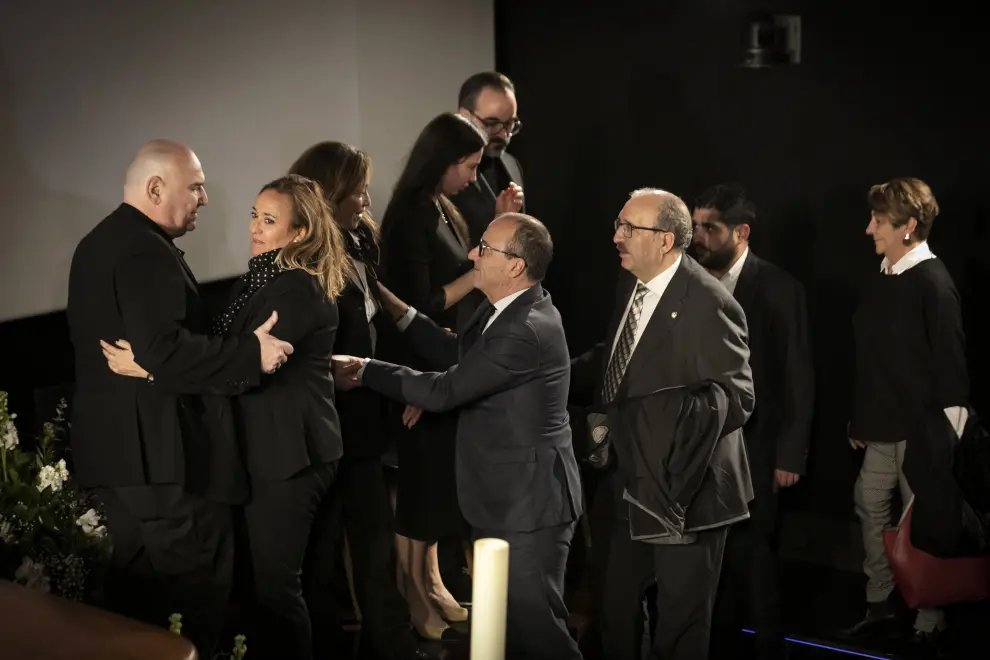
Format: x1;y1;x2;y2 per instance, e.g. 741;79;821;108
0;0;494;322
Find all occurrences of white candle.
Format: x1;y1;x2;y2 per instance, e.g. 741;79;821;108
469;537;510;660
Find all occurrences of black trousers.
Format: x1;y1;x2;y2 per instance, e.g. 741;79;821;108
711;493;786;660
601;522;728;660
472;522;583;660
95;484;234;658
320;456;417;660
240;462;337;660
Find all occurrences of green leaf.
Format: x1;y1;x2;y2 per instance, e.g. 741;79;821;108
40;535;58;553
38;508;58;532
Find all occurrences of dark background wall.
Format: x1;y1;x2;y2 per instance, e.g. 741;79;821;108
0;2;985;545
493;1;988;521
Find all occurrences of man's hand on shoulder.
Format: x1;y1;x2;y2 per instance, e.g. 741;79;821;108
254;311;294;373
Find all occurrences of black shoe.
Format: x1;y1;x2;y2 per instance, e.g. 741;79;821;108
910;628;945;659
839;600;899;637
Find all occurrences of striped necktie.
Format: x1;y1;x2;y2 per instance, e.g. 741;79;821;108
602;283;649;403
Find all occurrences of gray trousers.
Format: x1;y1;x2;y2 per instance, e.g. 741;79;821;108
853;441;944;632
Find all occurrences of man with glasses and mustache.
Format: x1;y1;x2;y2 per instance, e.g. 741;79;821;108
690;183;814;660
453;71;526;245
571;189;755;660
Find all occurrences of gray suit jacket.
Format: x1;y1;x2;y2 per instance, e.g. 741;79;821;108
572;255;755;532
363;284;583;533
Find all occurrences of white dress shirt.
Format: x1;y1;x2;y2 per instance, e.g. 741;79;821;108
609;254;683;362
880;241;968;436
719;248;749;296
483;287;531;333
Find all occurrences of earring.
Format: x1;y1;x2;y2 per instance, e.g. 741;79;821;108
904;233;910;240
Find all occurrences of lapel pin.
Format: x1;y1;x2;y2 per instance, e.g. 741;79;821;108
671;311;678;319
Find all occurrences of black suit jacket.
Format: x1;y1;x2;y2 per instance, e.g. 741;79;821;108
223;269;344;480
66;203;259;500
334;260;400;459
451;152;525;245
362;285;583;533
731;252;814;491
380;196;473;334
616;382;734;539
572;255;755;528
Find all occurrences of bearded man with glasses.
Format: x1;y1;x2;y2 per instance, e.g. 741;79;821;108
453;72;526;247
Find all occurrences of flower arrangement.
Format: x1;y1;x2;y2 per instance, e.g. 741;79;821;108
0;391;112;601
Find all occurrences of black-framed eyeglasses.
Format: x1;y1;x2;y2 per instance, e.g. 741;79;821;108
613;218;666;239
478;238;526;263
470;111;523;136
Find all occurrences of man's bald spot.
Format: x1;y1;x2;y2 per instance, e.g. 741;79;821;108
124;139;197;189
631;188;689;219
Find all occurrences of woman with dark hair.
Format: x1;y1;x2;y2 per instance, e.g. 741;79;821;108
102;174;352;660
845;177;969;648
289;141;429;660
377;112;487;639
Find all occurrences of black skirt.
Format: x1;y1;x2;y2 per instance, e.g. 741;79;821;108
393;409;467;541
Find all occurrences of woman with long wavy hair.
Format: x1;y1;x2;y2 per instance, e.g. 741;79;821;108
289;142;428;659
102;174;352;660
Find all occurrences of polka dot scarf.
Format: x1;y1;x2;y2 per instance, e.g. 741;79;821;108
211;248;283;336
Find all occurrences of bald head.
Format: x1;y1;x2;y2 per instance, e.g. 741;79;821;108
123;139;208;237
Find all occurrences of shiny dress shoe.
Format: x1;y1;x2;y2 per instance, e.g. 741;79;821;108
838;600;898;637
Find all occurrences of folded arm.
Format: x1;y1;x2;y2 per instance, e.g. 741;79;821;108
921;274;970;436
695;297;755;434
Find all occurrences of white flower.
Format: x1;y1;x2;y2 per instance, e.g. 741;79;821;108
14;556;50;593
0;517;13;544
75;508;107;538
37;459;69;493
1;419;17;450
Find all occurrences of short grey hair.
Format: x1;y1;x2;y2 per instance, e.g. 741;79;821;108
500;213;553;282
630;188;693;250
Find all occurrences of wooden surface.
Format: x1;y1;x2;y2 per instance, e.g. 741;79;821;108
0;580;197;660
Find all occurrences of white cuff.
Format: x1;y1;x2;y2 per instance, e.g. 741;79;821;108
396;306;417;332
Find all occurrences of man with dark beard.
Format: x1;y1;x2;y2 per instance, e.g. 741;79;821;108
690;183;815;660
453;71;526;246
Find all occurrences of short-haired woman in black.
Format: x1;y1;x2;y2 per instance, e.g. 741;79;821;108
846;177;969;647
377;112;487;639
103;174;352;660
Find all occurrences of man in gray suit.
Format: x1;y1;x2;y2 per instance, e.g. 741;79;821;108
334;213;583;660
571;189;755;660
